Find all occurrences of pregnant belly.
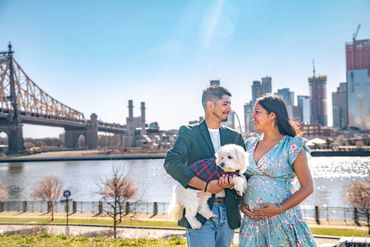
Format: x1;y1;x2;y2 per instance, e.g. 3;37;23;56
243;176;292;209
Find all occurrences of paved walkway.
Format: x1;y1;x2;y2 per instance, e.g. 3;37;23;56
0;211;367;227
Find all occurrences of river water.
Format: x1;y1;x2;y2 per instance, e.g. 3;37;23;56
0;157;369;207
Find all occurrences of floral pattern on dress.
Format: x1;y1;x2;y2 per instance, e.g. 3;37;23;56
239;135;316;247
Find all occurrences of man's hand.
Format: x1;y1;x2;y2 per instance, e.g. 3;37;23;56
206;179;224;194
218;174;234;189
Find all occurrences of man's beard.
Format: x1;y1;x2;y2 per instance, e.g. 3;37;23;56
213;111;228;122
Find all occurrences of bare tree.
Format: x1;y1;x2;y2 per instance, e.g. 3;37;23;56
346;180;370;233
98;165;137;238
0;183;7;200
31;176;62;221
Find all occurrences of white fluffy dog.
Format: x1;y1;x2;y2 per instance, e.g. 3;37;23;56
168;144;248;229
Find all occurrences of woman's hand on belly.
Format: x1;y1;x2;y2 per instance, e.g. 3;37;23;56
240;204;265;221
252;203;281;218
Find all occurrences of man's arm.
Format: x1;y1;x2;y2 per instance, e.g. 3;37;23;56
164;126;196;188
164;126;224;193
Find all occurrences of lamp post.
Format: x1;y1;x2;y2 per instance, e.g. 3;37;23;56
63;190;71;236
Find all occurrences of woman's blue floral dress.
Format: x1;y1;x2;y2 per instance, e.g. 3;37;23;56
239;135;316;247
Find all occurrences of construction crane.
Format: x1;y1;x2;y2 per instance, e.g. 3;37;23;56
352;24;361;69
312;59;316;78
352;24;361;42
350;24;361;89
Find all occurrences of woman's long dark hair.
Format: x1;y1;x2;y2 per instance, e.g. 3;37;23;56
256;94;301;137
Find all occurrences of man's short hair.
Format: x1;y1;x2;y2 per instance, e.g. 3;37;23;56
201;86;232;109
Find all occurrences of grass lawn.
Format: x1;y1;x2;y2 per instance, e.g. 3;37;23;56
311;228;369;237
0;217;179;228
0;234;187;247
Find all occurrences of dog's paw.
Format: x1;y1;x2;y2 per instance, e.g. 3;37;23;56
190;221;202;229
235;188;243;197
205;212;217;220
199;210;217;220
236;191;243;197
209;214;217;220
234;186;244;196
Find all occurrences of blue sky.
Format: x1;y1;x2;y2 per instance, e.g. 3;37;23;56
0;0;370;138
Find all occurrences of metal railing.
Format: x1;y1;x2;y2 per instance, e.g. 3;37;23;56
0;200;168;215
0;200;368;225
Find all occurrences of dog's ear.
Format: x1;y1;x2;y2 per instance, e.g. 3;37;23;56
215;147;221;166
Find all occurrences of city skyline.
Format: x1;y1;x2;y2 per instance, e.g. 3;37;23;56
1;1;370;138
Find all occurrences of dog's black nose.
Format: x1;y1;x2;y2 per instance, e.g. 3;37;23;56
220;162;225;167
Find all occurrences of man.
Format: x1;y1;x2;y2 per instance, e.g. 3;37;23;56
164;86;246;247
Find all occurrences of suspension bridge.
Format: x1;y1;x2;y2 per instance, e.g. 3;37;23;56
0;43;127;154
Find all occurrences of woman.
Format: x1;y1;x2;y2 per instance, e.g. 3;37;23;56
239;95;316;246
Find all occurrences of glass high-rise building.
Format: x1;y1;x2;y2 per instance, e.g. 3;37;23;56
252;80;262;104
309;75;327;126
332;82;348;129
277;88;294;106
261;76;272;95
297;95;310;124
244;102;253;133
247;76;273;133
346;39;370;130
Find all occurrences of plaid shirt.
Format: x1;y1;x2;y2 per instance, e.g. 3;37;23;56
189;157;239;182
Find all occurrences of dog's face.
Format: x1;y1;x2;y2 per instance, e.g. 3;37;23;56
215;144;248;174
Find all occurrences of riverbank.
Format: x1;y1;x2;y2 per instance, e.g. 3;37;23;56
0;150;166;162
1;149;369;163
311;150;370;157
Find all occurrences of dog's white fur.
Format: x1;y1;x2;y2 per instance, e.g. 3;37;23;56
168;144;248;229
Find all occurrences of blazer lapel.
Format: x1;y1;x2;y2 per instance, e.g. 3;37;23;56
199;121;215;154
220;125;228;146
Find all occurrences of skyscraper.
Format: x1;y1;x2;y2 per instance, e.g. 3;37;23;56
346;38;370;129
277;88;294;106
332;82;348;129
297;95;310;124
309;72;327;126
261;76;272;95
244;102;253;133
246;76;273;133
224;111;236;129
252;80;262;105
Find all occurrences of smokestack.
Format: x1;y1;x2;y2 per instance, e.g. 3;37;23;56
140;102;146;135
128;100;133;119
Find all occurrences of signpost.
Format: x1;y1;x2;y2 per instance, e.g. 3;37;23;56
63;190;71;236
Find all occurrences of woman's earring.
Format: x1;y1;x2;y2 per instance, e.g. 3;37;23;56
272;121;275;127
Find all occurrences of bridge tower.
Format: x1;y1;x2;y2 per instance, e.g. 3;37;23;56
86;113;98;149
0;43;24;153
64;128;85;149
64;113;98;149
